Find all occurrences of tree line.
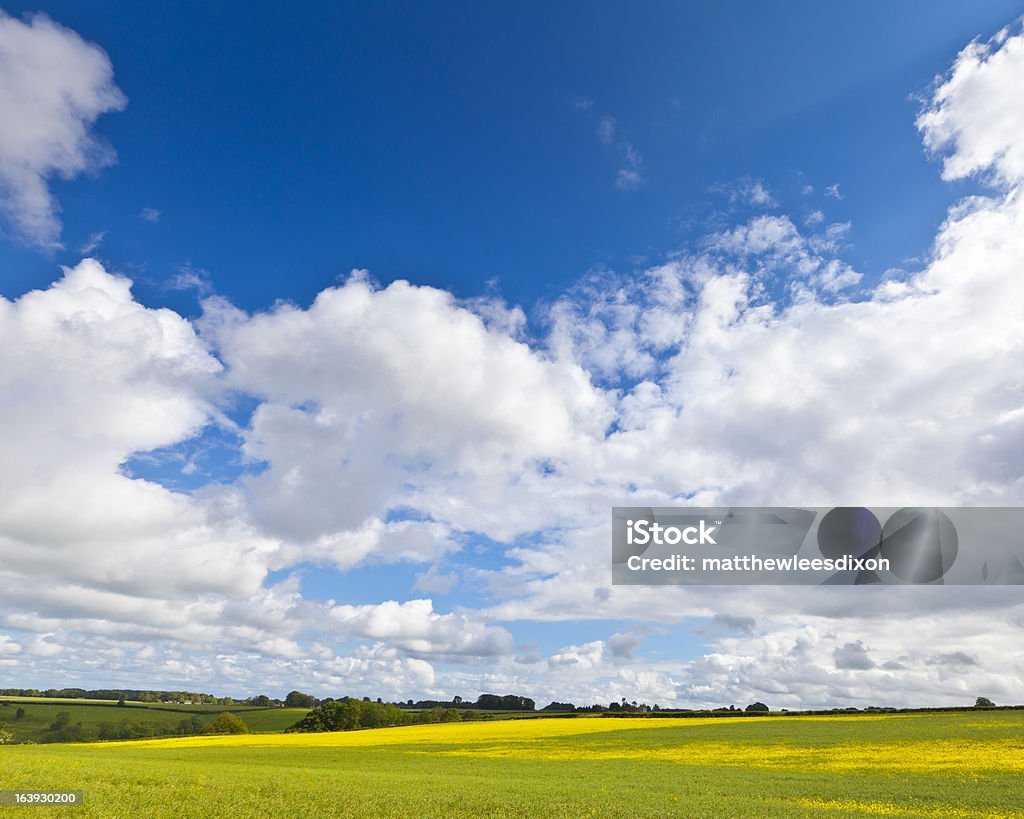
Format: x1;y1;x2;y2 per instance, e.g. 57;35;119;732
288;693;549;733
0;687;243;705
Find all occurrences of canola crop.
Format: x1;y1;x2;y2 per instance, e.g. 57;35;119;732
1;711;1022;817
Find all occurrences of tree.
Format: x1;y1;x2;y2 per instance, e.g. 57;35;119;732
745;702;770;713
284;690;316;708
50;711;71;730
0;723;12;744
475;694;535;712
287;698;412;733
177;717;203;735
202;712;249;735
975;697;995;708
15;707;25;720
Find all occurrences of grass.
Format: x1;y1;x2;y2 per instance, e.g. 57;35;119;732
2;711;1023;816
0;698;309;742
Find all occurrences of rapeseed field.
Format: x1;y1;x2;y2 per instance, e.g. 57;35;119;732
2;711;1022;817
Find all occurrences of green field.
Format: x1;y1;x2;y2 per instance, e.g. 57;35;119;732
0;698;308;743
2;710;1023;817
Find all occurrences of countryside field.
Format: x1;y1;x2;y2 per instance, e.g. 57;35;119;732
0;698;309;743
2;711;1023;817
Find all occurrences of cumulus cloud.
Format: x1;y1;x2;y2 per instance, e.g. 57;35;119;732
3;19;1024;706
835;640;876;670
606;628;649;659
918;22;1024;185
202;274;610;543
0;11;125;247
475;24;1024;705
548;640;605;671
327;599;513;657
0;261;282;611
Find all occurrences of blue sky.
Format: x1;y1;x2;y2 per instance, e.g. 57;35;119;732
2;2;1024;708
2;0;1019;312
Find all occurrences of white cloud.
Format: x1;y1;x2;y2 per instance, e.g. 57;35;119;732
203;275;610;543
316;644;437;697
2;20;1024;708
139;206;160;223
167;264;213;296
591;113;645;190
615;168;643;190
474;25;1024;705
549;640;605;671
0;261;280;644
917;23;1024;185
327;599;513;657
79;230;106;253
0;11;125;247
616;140;644;190
713;177;777;208
413;564;459;595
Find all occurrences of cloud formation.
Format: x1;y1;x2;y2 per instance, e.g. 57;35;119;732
0;11;125;247
2;19;1024;706
918;22;1024;185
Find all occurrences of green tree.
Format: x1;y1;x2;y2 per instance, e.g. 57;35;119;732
360;701;387;728
284;690;316;708
202;713;249;735
975;697;995;708
0;722;13;744
15;707;25;719
50;711;72;730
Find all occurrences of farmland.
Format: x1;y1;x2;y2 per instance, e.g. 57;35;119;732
0;697;308;743
2;710;1023;817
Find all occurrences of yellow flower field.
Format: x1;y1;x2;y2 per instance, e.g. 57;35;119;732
2;711;1023;817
